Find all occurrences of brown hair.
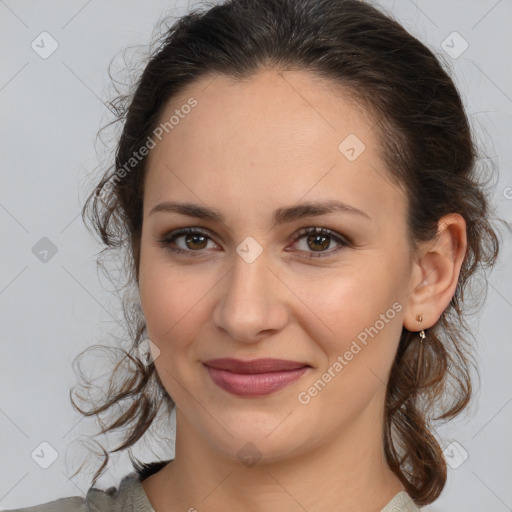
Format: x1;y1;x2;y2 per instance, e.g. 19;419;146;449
73;0;505;506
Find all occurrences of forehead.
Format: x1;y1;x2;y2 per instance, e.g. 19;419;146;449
143;69;406;227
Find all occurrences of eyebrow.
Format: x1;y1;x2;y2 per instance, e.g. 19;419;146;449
149;200;371;224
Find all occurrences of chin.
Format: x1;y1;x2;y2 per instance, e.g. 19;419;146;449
199;412;315;466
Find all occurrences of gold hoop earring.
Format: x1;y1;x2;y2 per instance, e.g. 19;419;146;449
415;314;426;384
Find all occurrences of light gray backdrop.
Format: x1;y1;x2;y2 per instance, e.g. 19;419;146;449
1;1;511;511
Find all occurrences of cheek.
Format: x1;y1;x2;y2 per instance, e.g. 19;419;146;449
297;266;394;339
138;255;214;346
298;262;404;382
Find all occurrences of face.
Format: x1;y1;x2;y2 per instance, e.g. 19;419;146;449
138;69;414;462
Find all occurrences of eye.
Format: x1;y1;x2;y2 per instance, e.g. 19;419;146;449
157;227;218;256
288;227;351;258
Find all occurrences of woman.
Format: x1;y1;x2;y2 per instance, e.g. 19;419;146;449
6;0;502;510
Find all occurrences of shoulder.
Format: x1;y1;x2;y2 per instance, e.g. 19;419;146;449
1;466;163;512
1;486;119;512
380;491;422;512
1;496;87;512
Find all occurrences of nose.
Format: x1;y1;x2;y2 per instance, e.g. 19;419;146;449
212;248;289;344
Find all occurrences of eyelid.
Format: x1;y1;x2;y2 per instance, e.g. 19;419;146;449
290;226;352;246
158;227;218;254
285;226;351;258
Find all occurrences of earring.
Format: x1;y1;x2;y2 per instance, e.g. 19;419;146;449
415;314;426;384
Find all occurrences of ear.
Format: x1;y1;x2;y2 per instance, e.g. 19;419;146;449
403;213;467;332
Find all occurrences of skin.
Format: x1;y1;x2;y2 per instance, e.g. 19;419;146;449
138;69;467;512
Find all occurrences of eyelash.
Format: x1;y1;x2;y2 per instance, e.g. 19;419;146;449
157;226;351;259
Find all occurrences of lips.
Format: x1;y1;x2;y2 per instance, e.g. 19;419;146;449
204;358;309;373
203;358;311;397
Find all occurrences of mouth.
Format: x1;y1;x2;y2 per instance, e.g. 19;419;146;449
203;358;311;397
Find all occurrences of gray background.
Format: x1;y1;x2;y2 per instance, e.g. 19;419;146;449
1;1;511;510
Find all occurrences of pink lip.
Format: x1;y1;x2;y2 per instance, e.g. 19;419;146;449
204;358;310;397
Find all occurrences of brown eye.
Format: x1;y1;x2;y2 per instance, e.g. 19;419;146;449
306;233;331;251
291;227;350;258
183;233;208;250
158;227;217;255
